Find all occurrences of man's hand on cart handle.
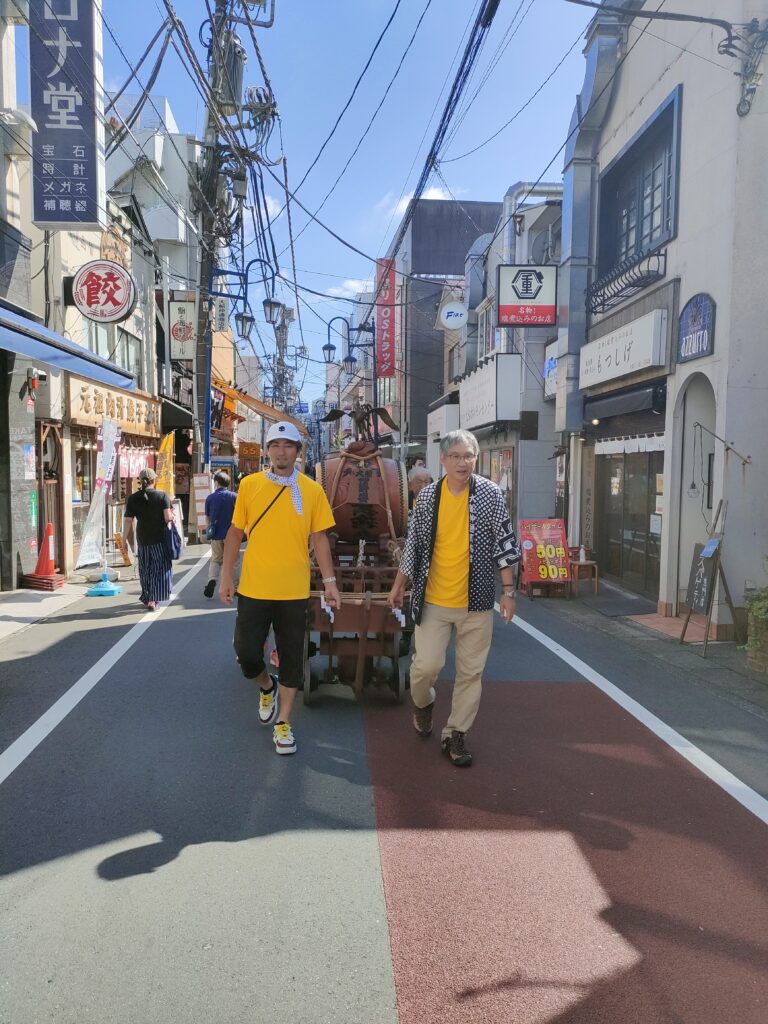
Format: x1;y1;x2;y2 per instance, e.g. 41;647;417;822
388;572;407;610
323;580;341;610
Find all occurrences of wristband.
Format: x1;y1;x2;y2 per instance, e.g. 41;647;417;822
322;576;337;584
502;590;516;597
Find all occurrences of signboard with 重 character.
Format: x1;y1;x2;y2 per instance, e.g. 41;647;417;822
497;265;557;327
30;0;107;231
519;519;571;593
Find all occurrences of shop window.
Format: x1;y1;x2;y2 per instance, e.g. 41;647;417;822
597;89;680;277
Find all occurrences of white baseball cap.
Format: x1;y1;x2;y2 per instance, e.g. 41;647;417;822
265;420;302;446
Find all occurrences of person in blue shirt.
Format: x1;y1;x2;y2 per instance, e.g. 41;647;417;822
203;471;238;598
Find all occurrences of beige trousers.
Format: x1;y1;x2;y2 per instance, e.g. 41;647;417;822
409;602;494;738
208;540;240;584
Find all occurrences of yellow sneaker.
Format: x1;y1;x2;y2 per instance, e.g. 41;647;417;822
273;721;296;756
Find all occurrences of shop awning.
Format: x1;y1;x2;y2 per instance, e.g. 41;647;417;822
0;305;135;390
212;377;308;436
161;396;194;430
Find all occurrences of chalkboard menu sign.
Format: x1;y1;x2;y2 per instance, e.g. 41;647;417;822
685;539;720;614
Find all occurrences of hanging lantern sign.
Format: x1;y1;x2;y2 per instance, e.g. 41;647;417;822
72;259;137;324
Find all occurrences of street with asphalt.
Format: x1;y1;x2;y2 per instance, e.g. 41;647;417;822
2;547;768;1024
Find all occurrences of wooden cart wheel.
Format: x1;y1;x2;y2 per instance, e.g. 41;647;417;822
391;654;407;704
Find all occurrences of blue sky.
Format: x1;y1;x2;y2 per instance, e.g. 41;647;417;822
44;0;596;400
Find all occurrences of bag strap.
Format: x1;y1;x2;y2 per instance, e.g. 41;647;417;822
247;485;287;539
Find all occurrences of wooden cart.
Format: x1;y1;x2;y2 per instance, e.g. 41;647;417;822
303;562;410;706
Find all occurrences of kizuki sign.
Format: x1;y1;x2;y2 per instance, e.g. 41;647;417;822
678;293;715;363
376;259;396;378
497;265;557;327
72;259;137;323
30;0;107;231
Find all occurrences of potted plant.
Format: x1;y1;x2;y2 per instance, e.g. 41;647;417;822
746;563;768;676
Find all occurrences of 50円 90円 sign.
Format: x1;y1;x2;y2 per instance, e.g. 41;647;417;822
72;260;137;324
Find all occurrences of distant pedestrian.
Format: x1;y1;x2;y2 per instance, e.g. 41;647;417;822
123;468;174;611
408;465;432;510
388;430;520;767
204;471;238;599
219;422;341;756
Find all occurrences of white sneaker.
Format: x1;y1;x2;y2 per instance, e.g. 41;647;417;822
258;676;279;725
273;721;296;755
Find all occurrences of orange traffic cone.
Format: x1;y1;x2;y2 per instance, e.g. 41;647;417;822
22;522;65;591
34;522;56;576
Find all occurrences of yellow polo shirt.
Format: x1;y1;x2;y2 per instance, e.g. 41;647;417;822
232;473;335;600
424;484;469;608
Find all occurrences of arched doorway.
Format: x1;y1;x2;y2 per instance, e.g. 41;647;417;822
676;373;716;610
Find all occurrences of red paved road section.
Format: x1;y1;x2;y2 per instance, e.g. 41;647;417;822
364;681;768;1024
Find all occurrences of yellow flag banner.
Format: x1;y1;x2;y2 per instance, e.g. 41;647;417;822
156;431;175;499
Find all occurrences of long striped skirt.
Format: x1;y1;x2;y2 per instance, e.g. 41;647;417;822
137;543;173;604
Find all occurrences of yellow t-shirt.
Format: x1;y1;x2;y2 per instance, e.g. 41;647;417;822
424;484;469;608
232;473;335;600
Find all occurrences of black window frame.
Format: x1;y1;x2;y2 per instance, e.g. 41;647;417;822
597;86;682;277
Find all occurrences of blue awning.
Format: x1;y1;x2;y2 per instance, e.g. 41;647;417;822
0;305;135;390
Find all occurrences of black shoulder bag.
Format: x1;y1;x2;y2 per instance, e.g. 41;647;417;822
247;485;287;539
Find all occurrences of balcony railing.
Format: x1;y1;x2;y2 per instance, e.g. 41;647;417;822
587;248;667;315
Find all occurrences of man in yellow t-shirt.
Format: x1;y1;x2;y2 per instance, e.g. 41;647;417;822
219;422;340;756
389;430;521;767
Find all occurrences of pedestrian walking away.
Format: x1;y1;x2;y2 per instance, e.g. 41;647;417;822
203;470;238;598
219;421;341;755
408;465;432;511
389;429;520;766
123;468;174;611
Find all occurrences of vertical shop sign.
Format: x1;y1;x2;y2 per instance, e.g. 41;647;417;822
155;431;176;498
30;0;107;230
376;259;396;377
170;301;197;359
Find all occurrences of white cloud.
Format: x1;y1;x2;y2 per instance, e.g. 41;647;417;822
326;278;373;299
375;185;462;221
264;194;282;221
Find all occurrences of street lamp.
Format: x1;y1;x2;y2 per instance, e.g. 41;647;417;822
242;258;283;326
324;316;349;363
234;307;255;340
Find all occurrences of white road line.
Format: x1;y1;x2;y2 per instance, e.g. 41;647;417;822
502;607;768;827
0;554;210;787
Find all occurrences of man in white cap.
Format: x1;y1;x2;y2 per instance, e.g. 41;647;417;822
219;421;341;755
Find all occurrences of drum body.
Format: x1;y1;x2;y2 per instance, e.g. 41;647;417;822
317;449;407;543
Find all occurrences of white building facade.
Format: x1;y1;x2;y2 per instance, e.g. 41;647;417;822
556;0;768;634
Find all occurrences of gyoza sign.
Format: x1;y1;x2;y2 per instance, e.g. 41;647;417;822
30;0;107;230
497;265;557;327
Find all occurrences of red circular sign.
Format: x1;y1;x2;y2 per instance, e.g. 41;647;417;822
72;260;138;324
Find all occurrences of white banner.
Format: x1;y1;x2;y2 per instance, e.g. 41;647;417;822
75;418;121;569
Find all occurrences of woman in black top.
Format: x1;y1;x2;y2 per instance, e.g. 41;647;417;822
123;468;173;610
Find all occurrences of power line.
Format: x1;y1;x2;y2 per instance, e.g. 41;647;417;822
441;27;584;163
290;0;405;199
277;0;434;255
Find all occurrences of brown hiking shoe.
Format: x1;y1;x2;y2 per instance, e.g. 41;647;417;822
441;730;472;767
412;702;434;737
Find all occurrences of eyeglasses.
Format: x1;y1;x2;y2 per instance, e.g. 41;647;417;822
445;453;477;464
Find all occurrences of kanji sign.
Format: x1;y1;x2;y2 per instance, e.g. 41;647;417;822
30;0;106;230
376;259;396;378
170;301;197;359
72;259;137;323
519;519;571;585
497;265;557;327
